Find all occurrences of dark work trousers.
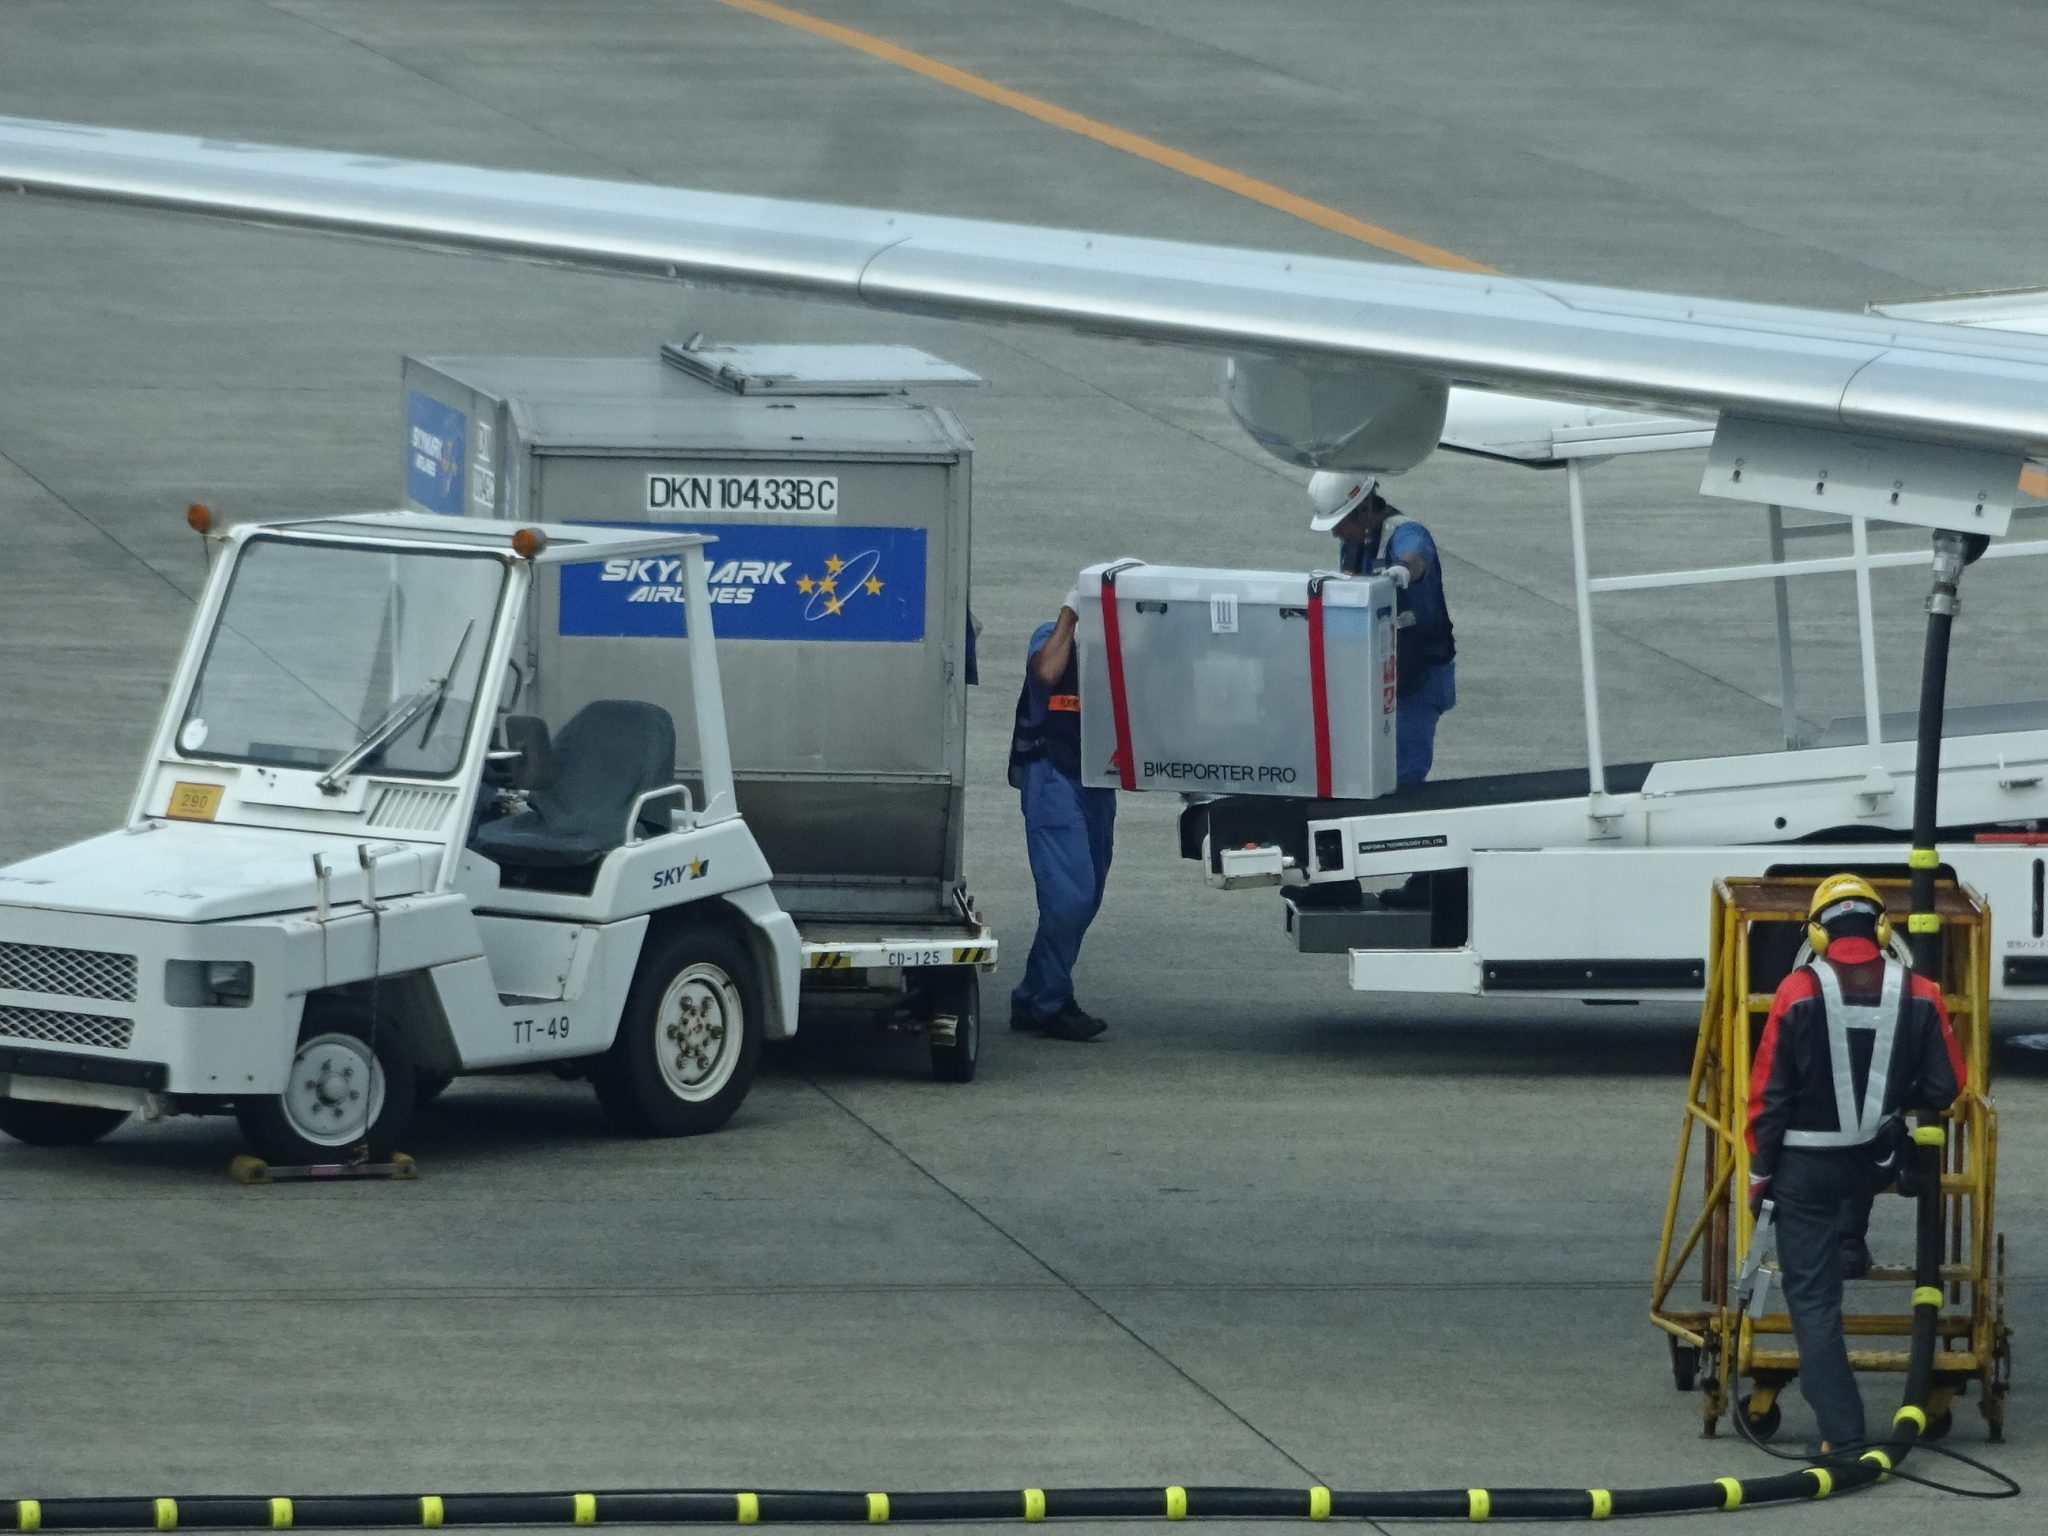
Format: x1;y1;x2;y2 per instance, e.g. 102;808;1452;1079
1774;1148;1889;1447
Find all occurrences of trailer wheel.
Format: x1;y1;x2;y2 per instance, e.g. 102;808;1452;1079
1669;1340;1700;1392
594;925;762;1136
0;1099;130;1146
918;969;980;1084
235;1004;417;1164
1734;1396;1782;1442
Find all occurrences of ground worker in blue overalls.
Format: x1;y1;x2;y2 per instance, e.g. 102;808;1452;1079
1309;472;1457;907
1006;600;1114;1041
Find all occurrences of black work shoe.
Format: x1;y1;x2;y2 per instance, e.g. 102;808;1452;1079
1374;873;1432;910
1011;1007;1045;1033
1043;1002;1107;1041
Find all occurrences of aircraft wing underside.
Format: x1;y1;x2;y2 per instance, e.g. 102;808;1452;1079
4;116;2048;500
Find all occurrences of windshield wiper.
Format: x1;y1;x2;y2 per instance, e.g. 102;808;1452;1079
315;621;475;794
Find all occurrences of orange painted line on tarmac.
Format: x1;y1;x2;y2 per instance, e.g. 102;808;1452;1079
709;0;1496;273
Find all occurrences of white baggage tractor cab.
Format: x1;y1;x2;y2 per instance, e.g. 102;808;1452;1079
0;511;802;1160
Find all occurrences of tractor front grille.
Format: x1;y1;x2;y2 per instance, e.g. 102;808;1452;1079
0;942;138;1003
0;1005;134;1052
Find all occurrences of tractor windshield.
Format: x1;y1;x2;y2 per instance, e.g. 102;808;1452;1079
177;537;507;780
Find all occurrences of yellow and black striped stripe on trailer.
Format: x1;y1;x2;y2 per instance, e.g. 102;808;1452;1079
803;945;996;971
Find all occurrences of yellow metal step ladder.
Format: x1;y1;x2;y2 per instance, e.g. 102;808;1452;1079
1650;876;2008;1439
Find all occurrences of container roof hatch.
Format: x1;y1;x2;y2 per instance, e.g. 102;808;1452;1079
660;341;984;397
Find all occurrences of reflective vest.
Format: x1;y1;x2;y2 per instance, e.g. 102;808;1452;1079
1782;960;1907;1149
1007;645;1082;786
1342;510;1455;693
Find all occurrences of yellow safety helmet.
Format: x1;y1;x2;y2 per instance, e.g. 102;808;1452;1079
1807;872;1891;955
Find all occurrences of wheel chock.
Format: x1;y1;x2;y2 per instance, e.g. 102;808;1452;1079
228;1151;419;1184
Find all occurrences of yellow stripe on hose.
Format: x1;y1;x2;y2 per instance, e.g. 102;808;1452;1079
574;1494;597;1526
1715;1478;1742;1511
1022;1490;1045;1523
1165;1487;1187;1521
1587;1490;1612;1520
1909;913;1941;934
1908;848;1939;870
736;1494;759;1525
1860;1450;1893;1479
270;1499;293;1529
1895;1405;1929;1432
1466;1489;1490;1522
1806;1468;1833;1499
155;1500;178;1531
1913;1125;1946;1146
16;1501;40;1533
1913;1283;1944;1306
420;1497;443;1529
1308;1487;1331;1522
866;1494;889;1524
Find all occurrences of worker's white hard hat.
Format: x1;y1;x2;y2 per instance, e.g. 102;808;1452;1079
1307;471;1379;532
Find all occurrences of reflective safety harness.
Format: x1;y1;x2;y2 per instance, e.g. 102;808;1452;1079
1783;961;1906;1149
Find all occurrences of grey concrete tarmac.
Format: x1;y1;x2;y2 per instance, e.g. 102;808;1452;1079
2;2;2044;1529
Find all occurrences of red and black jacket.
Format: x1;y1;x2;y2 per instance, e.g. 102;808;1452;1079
1745;936;1964;1180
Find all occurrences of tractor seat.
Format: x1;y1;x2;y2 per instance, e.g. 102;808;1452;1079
472;700;679;871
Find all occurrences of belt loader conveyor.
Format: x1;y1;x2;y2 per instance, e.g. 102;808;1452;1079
1177;395;2048;1005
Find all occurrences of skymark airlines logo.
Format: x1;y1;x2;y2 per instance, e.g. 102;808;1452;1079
561;524;925;643
796;550;886;621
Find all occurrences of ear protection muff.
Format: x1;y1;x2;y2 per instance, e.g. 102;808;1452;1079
1806;873;1892;955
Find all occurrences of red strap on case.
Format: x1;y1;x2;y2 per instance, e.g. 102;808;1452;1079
1098;567;1138;790
1307;578;1333;799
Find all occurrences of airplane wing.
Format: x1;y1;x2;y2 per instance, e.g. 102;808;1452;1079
1870;287;2048;336
4;116;2045;530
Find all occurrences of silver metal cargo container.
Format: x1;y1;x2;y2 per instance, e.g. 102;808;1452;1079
400;345;981;921
1076;560;1399;800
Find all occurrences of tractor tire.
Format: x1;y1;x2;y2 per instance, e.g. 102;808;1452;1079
593;924;762;1136
235;1001;417;1164
0;1099;130;1146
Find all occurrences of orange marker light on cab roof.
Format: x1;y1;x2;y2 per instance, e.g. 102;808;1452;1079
510;527;548;560
185;503;214;534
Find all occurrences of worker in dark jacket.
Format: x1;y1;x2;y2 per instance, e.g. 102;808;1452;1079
1307;472;1456;785
1006;600;1113;1041
1746;874;1965;1451
1309;472;1457;910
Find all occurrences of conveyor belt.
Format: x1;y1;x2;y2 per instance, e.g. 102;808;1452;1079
1179;762;1655;868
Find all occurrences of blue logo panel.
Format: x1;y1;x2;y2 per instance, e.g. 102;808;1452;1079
406;392;466;514
559;523;927;642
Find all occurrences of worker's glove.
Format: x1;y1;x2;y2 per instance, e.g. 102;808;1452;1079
1383;564;1412;591
1747;1175;1772;1216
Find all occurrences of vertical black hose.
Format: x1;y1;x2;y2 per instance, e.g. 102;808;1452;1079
1908;532;1966;977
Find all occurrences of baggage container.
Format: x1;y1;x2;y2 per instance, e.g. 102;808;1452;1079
400;344;981;921
1076;560;1398;800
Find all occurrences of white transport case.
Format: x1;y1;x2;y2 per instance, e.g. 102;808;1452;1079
1075;561;1399;800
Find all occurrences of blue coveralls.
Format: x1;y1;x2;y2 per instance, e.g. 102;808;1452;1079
1008;621;1116;1023
1344;512;1457;785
